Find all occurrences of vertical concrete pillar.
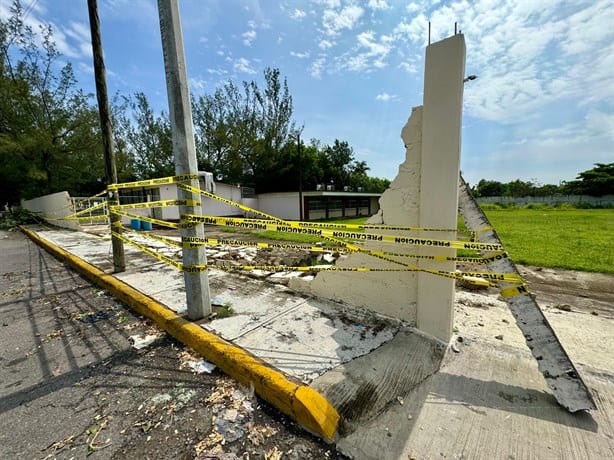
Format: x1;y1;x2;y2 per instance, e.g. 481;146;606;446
293;35;466;343
416;35;466;341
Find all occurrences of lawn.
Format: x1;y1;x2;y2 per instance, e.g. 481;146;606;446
218;209;614;274
484;208;614;274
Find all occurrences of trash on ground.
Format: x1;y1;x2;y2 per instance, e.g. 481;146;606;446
129;333;162;349
77;310;115;323
187;358;216;374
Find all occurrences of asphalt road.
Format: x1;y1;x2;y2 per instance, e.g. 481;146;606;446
0;230;342;459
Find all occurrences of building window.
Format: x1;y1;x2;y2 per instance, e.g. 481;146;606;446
308;198;326;210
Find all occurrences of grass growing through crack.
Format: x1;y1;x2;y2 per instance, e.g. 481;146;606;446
215;302;235;319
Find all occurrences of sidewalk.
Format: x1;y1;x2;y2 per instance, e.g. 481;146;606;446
23;225;614;459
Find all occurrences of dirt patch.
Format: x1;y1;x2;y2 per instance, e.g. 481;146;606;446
519;265;614;317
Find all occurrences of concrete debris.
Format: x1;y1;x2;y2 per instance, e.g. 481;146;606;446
211;295;228;306
321;253;337;264
202;378;260;446
264;446;282;460
187;359;216;374
129;333;162;350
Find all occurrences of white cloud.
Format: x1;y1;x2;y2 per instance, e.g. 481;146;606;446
406;2;420;13
77;61;94;76
242;29;257;46
189;77;206;92
313;0;341;8
322;5;363;36
368;0;390;11
343;31;392;72
291;9;307;20
389;0;614;125
393;13;428;45
311;57;326;79
376;92;396;101
319;39;334;49
0;5;92;60
399;61;418;73
290;51;310;59
234;57;257;74
63;21;93;58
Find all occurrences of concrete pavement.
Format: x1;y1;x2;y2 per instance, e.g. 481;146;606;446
19;225;614;459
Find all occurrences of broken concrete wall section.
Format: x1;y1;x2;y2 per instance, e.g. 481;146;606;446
295;35;466;343
22;191;81;231
293;106;423;325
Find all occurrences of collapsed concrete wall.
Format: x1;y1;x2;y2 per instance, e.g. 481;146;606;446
292;34;466;342
22;191;81;231
292;107;424;324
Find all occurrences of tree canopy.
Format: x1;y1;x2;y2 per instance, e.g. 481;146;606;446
117;68;390;194
0;1;105;203
472;163;614;198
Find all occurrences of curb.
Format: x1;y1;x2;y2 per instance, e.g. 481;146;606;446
21;226;340;440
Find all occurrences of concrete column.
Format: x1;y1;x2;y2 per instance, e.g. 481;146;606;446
416;35;466;341
158;0;211;319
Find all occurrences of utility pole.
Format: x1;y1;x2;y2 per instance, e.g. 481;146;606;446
87;0;125;273
157;0;210;319
297;132;303;221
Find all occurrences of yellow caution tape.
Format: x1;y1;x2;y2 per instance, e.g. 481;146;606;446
500;284;530;298
178;183;285;223
181;236;346;252
107;174;199;190
137;231;183;248
110;199;200;211
113;209;179;229
71;215;109;223
113;227;520;283
59;200;108;220
107;176;522;291
178;183;455;232
180;214;503;251
112;231;183;270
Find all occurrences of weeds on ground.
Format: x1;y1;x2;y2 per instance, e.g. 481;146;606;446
216;302;234;319
0;207;37;230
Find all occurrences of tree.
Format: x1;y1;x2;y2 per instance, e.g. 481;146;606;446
0;1;104;202
119;92;173;179
191;67;295;189
363;176;391;193
562;163;614;196
472;179;505;197
503;179;536;197
320;139;354;189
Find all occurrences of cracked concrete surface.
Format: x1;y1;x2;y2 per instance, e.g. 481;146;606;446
19;226;614;459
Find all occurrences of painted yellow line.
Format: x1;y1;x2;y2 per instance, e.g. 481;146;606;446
20;226;339;440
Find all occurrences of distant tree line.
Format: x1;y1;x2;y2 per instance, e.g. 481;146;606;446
472;163;614;198
0;2;389;205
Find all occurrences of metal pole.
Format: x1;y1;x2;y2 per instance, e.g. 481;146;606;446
297;133;303;221
157;0;210;319
86;0;125;273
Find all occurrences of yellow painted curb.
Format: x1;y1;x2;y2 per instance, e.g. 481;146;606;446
21;226;340;440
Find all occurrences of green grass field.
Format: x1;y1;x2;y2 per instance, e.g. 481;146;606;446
485;208;614;274
219;208;614;274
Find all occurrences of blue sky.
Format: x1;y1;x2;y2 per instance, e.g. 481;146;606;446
2;0;613;186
